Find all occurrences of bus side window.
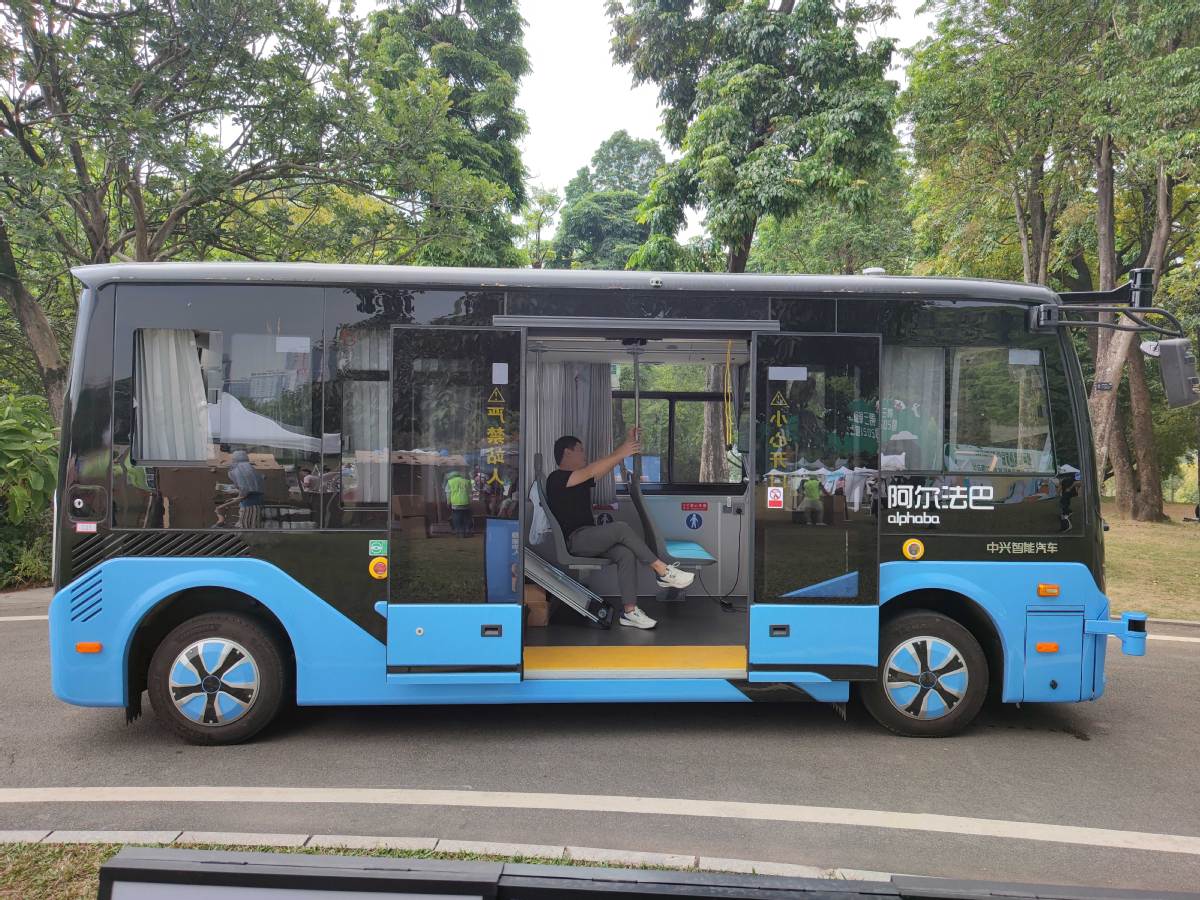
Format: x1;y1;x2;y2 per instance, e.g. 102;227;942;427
880;346;945;473
947;347;1053;474
111;283;325;531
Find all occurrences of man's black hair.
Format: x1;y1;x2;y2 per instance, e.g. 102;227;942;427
554;435;582;466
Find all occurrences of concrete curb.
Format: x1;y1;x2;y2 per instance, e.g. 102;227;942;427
0;829;895;882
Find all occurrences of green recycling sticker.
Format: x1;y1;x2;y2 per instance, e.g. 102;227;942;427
368;539;388;556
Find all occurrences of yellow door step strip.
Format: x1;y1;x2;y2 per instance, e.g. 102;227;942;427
524;645;746;680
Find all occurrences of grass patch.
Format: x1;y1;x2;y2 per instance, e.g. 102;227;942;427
1102;501;1200;620
0;841;683;899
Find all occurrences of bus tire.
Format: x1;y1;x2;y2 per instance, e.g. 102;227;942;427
861;611;988;738
147;612;285;745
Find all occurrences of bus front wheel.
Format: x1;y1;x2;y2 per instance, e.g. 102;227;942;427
147;612;285;745
861;611;988;738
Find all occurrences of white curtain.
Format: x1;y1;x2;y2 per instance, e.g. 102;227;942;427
134;328;210;461
340;326;389;502
528;359;614;504
881;346;944;471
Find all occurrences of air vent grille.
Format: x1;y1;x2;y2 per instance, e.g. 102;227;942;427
69;531;251;581
68;569;103;623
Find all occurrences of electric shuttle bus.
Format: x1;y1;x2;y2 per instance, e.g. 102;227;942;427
48;263;1199;743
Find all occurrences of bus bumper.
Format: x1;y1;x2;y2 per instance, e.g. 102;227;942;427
1086;611;1148;656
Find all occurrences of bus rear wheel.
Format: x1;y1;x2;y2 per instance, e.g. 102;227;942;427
147;612;285;745
861;611;988;738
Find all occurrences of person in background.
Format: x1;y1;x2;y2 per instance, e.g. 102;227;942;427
444;469;473;537
546;429;695;630
228;450;265;529
799;475;823;525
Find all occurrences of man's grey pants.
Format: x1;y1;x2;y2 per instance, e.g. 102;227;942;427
568;522;657;609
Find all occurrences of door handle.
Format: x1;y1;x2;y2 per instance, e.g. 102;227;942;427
769;624;790;637
481;624;503;638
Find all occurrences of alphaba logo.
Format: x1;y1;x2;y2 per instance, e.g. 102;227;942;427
886;483;994;526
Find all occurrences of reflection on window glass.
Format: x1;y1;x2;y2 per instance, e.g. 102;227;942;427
881;346;945;472
131;328;318;530
391;330;521;603
948;347;1053;473
328;324;389;528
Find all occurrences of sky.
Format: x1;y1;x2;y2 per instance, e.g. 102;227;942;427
517;0;936;196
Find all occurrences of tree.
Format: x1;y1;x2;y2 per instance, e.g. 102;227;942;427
553;130;665;270
1;0;523;419
905;0;1090;286
365;0;530;267
609;0;898;273
517;186;561;268
1085;0;1200;521
750;163;915;274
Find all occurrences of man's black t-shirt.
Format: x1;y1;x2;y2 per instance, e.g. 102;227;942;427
545;469;595;537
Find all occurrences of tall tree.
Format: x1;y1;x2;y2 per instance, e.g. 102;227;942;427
1085;0;1200;520
749;162;915;274
517;186;561;268
609;0;898;273
553;130;664;270
0;0;520;419
366;0;530;266
905;0;1089;286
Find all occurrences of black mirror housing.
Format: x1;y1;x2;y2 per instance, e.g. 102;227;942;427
1156;338;1200;408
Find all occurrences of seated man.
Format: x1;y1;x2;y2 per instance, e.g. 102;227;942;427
546;430;694;630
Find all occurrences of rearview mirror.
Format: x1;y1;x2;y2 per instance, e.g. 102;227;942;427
1146;338;1200;408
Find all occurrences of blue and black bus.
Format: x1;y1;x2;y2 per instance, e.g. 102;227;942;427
49;263;1198;743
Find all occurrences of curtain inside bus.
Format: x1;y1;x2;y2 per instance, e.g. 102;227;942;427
526;362;614;505
133;328;210;461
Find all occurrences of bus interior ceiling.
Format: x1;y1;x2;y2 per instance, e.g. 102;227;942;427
524;335;752;657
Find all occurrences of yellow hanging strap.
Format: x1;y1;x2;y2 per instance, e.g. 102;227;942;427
723;340;734;448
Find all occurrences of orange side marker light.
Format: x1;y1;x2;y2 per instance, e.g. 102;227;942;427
1037;583;1060;598
1035;642;1059;653
75;641;102;654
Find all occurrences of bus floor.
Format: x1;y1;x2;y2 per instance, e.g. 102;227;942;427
522;595;749;680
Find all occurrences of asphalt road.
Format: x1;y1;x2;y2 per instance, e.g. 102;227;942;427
2;587;1199;893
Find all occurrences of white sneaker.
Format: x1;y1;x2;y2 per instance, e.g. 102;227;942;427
656;564;695;589
620;607;657;629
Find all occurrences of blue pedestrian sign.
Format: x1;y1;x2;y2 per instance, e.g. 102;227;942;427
685;513;703;530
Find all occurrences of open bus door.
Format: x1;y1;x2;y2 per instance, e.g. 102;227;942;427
385;326;525;684
748;333;882;689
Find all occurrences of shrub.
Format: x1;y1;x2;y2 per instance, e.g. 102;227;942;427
0;394;58;524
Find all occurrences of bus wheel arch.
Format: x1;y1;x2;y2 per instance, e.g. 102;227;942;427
879;588;1004;706
126;586;295;721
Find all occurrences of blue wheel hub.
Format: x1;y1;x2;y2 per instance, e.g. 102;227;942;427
168;638;259;726
884;635;968;720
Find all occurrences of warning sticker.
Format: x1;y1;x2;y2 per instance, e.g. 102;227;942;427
767;486;784;509
681;502;708;511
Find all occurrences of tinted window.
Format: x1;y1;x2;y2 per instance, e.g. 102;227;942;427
881;346;945;472
948;347;1053;473
112;284;323;530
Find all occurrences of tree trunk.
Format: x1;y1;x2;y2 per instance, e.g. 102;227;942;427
726;225;755;274
0;219;66;421
1088;131;1128;493
1096;135;1117;292
1127;354;1166;521
1119;161;1175;522
1109;401;1134;516
699;366;728;482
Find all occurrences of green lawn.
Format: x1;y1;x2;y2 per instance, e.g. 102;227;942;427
1102;501;1200;621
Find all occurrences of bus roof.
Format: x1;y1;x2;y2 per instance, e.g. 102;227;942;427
70;261;1058;304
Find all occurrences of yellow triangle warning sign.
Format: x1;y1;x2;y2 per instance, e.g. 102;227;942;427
488;388;506;404
770;391;787;407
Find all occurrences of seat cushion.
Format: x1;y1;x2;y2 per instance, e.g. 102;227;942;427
665;540;716;565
